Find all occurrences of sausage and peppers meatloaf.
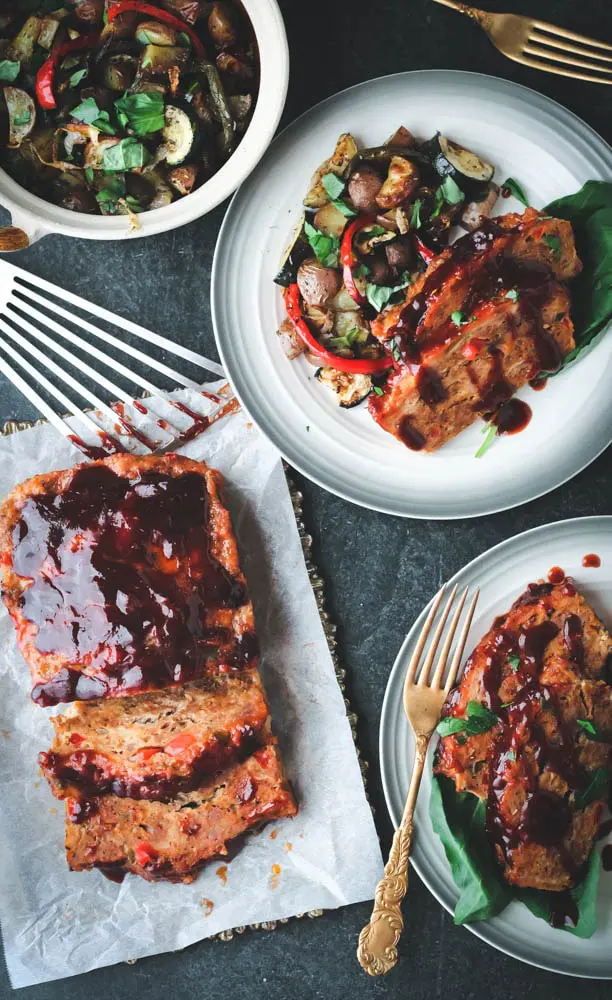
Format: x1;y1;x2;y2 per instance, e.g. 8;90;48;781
435;575;612;892
0;453;297;884
0;452;258;706
369;209;582;452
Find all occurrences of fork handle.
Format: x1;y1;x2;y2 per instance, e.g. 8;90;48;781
432;0;493;28
357;732;430;977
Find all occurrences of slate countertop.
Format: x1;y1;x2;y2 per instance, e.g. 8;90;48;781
1;0;611;996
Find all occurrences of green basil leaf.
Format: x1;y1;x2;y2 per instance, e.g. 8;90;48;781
321;171;345;201
440;175;464;205
373;385;384;396
437;716;470;737
502;177;529;207
0;60;20;83
451;310;464;327
575;767;609;811
114;91;165;136
102;137;148;173
84;166;94;184
68;67;88;88
304;221;339;268
505;288;519;302
95;177;125;214
70;97;116;135
365;275;411;313
543;233;562;260
507;654;521;672
411;198;423;229
331;199;356;218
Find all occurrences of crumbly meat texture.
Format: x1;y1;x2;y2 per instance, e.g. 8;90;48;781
0;453;257;706
40;671;271;802
65;743;297;883
434;577;612;892
368;210;582;452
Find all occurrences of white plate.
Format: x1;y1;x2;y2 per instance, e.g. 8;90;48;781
380;515;612;978
212;70;612;518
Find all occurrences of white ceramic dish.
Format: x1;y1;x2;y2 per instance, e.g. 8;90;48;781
0;0;289;246
212;70;612;519
380;515;612;978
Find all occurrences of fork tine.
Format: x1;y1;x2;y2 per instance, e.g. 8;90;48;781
431;586;469;689
530;29;612;64
533;19;612;53
417;584;458;687
443;588;479;695
523;42;612;75
405;585;446;685
511;51;612;83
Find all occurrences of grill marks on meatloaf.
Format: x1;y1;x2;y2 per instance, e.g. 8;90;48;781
0;454;297;883
65;744;297;883
434;576;612;892
1;455;257;706
368;209;582;452
39;672;271;801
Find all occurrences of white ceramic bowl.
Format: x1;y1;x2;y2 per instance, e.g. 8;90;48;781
0;0;289;247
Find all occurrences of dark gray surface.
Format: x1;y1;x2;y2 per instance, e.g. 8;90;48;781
1;0;612;995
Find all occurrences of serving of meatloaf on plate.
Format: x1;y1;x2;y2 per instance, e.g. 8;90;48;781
370;209;582;452
435;573;612;892
0;453;297;884
0;452;258;707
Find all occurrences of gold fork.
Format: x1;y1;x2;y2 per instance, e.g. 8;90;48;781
433;0;612;84
357;582;479;977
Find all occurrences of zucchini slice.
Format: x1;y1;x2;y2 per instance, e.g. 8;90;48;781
162;105;196;165
274;214;311;287
4;87;36;148
314;367;372;408
431;134;494;189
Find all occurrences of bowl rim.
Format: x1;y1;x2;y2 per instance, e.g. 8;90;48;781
0;0;289;241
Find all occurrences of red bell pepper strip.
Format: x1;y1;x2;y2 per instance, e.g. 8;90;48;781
284;284;393;375
414;235;436;266
36;33;100;110
339;213;378;306
107;1;206;58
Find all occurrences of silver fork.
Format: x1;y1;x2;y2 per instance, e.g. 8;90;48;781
0;258;235;459
357;583;479;976
433;0;612;84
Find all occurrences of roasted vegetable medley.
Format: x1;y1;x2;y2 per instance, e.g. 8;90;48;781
0;0;258;215
275;127;499;407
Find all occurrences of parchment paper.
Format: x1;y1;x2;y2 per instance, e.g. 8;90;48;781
0;388;383;988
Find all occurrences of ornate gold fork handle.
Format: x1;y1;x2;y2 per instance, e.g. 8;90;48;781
357;731;430;977
432;0;494;30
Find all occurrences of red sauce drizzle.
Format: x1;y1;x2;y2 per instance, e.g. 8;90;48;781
13;465;256;706
548;566;566;584
582;554;601;569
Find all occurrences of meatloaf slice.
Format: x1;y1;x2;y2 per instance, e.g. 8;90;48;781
0;453;257;706
39;670;270;802
434;575;612;891
65;743;297;883
368;209;581;452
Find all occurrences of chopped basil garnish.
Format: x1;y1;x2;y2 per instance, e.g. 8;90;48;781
574;767;609;810
505;288;519;302
114;91;165;136
411;198;423;229
304;221;339;268
576;719;608;742
543;234;562;260
102;137;148;172
321;172;357;218
95;177;125;214
451;310;464;327
365;273;411;313
68;67;88;88
437;701;498;739
507;654;521;672
502;177;529;207
373;385;384;396
475;422;497;459
84;166;94;184
0;60;20;83
13;111;31;126
70;97;116;135
440;175;463;205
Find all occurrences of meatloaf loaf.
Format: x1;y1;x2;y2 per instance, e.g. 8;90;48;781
65;743;297;883
40;670;270;801
0;452;257;706
435;574;612;891
369;209;582;451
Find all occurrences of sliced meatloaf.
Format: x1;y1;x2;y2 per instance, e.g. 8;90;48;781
369;209;582;451
65;743;297;883
39;670;270;801
435;574;612;891
0;453;257;706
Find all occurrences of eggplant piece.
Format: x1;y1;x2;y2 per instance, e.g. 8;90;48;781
460;181;500;231
9;16;40;64
135;20;179;46
102;54;138;90
167;163;198;195
228;93;252;122
198;59;235;153
429;134;494;192
314;368;372;408
216;51;254;83
276;318;307;360
146;168;174;208
273;214;310;287
303;133;358;209
139;44;188;77
375;156;420;210
4;88;35;148
313;201;348;239
162;105;197;165
208;3;238;49
385;126;416;149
